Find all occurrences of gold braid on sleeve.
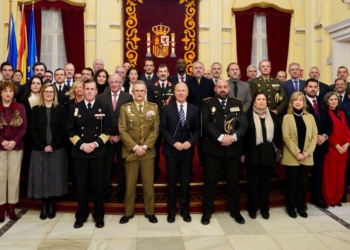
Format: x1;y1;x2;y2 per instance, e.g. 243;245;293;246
99;134;110;144
70;135;80;146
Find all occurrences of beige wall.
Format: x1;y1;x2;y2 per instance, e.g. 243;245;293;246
1;0;349;83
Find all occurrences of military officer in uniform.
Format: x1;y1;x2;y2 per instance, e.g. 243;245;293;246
67;79;112;229
250;60;288;117
201;79;248;225
118;80;160;224
147;64;175;180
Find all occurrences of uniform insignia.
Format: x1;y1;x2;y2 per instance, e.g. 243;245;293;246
154;91;159;93
212;107;216;113
98;108;101;112
230;107;240;112
168;89;172;93
74;108;79;117
70;135;80;146
258;84;260;86
99;134;110;144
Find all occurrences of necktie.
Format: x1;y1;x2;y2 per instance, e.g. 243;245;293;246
112;93;118;111
138;104;143;113
87;102;92;109
161;82;165;89
339;95;343;103
180;76;184;82
214;79;217;84
312;99;319;117
294;80;298;91
67;80;71;88
59;85;62;92
147;76;151;80
221;101;226;109
197;78;201;85
265;79;269;84
233;81;238;98
179;104;186;127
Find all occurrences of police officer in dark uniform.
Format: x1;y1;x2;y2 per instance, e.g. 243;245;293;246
67;79;112;229
147;64;175;180
201;79;247;225
250;60;288;117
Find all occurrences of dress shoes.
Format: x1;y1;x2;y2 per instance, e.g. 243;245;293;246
40;200;48;220
261;211;270;220
145;214;158;223
180;212;192;222
312;198;329;209
230;212;245;224
201;213;211;225
248;211;257;219
0;204;5;223
297;209;308;218
287;210;297;218
74;220;86;229
167;212;176;223
336;203;342;207
330;204;335;207
119;215;134;224
48;201;56;219
95;221;105;228
341;197;348;203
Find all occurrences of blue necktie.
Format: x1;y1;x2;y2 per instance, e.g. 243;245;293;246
221;101;226;109
179;104;186;127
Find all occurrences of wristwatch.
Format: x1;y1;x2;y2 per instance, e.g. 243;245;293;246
322;134;329;140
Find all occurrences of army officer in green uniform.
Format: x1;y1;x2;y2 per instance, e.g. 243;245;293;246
118;80;160;224
250;60;288;116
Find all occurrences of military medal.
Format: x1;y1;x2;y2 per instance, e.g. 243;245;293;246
211;107;216;114
74;108;78;117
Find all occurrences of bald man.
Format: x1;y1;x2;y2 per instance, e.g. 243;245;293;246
160;83;200;223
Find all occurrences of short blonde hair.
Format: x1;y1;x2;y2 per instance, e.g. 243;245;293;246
287;92;308;114
69;80;83;99
38;83;59;107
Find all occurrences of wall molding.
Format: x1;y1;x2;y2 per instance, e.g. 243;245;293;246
314;21;324;30
4;20;9;27
109;22;121;29
199;24;209;31
295;27;305;34
222;25;232;32
325;18;350;39
315;38;324;43
86;38;97;42
86;22;97;29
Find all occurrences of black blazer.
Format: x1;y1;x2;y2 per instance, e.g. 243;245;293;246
97;90;133;135
243;110;281;167
67;99;112;159
186;76;215;109
318;81;330;100
147;80;175;113
283;79;306;99
54;84;70;106
30;104;67;150
201;97;247;157
160;102;200;158
168;74;193;84
141;74;159;86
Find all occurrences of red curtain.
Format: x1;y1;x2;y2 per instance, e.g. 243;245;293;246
234;12;254;81
233;7;291;79
22;1;85;68
266;11;291;77
61;9;85;73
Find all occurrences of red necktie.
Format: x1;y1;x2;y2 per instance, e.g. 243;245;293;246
312;99;319;117
180;76;184;82
113;93;118;111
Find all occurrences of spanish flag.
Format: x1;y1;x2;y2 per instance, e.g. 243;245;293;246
17;3;27;84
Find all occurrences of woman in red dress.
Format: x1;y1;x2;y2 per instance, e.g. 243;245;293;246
323;91;350;206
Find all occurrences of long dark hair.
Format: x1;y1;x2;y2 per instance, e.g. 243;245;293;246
21;75;44;100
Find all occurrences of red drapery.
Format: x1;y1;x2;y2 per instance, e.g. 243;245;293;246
61;9;85;73
22;1;85;69
233;7;291;79
234;12;254;81
122;0;199;75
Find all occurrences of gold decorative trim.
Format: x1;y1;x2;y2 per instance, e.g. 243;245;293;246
181;0;197;74
86;23;97;29
232;2;293;14
99;134;110;144
125;0;141;67
17;0;86;7
109;23;121;29
4;21;9;28
70;136;80;146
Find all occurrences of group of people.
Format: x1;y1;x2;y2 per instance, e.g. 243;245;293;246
0;57;349;229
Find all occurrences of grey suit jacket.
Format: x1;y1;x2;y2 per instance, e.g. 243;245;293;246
228;79;252;111
97;90;134;135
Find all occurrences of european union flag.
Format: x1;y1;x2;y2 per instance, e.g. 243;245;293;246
6;13;18;70
27;7;37;80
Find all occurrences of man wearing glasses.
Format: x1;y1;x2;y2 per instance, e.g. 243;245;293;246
118;80;160;224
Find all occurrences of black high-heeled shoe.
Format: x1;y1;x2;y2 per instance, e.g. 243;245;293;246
40;199;48;220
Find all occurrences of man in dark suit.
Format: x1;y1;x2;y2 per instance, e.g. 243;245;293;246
227;62;252;112
283;62;306;99
334;78;350;108
246;65;257;82
160;82;200;223
98;74;133;203
304;78;332;209
276;70;287;83
308;67;330;100
147;64;175;180
168;58;193;84
140;58;159;85
53;68;70;107
329;66;350;92
201;79;247;225
67;79;112;229
211;62;222;84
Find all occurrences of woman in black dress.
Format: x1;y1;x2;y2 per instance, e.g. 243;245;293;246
93;69;109;94
244;92;281;220
27;83;68;220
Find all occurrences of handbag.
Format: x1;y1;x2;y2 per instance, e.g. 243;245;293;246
272;143;281;162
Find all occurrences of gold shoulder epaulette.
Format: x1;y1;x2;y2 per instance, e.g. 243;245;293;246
203;97;212;101
232;97;242;101
99;134;110;144
121;102;132;107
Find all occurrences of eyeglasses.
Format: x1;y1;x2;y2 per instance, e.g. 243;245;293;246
43;91;54;94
